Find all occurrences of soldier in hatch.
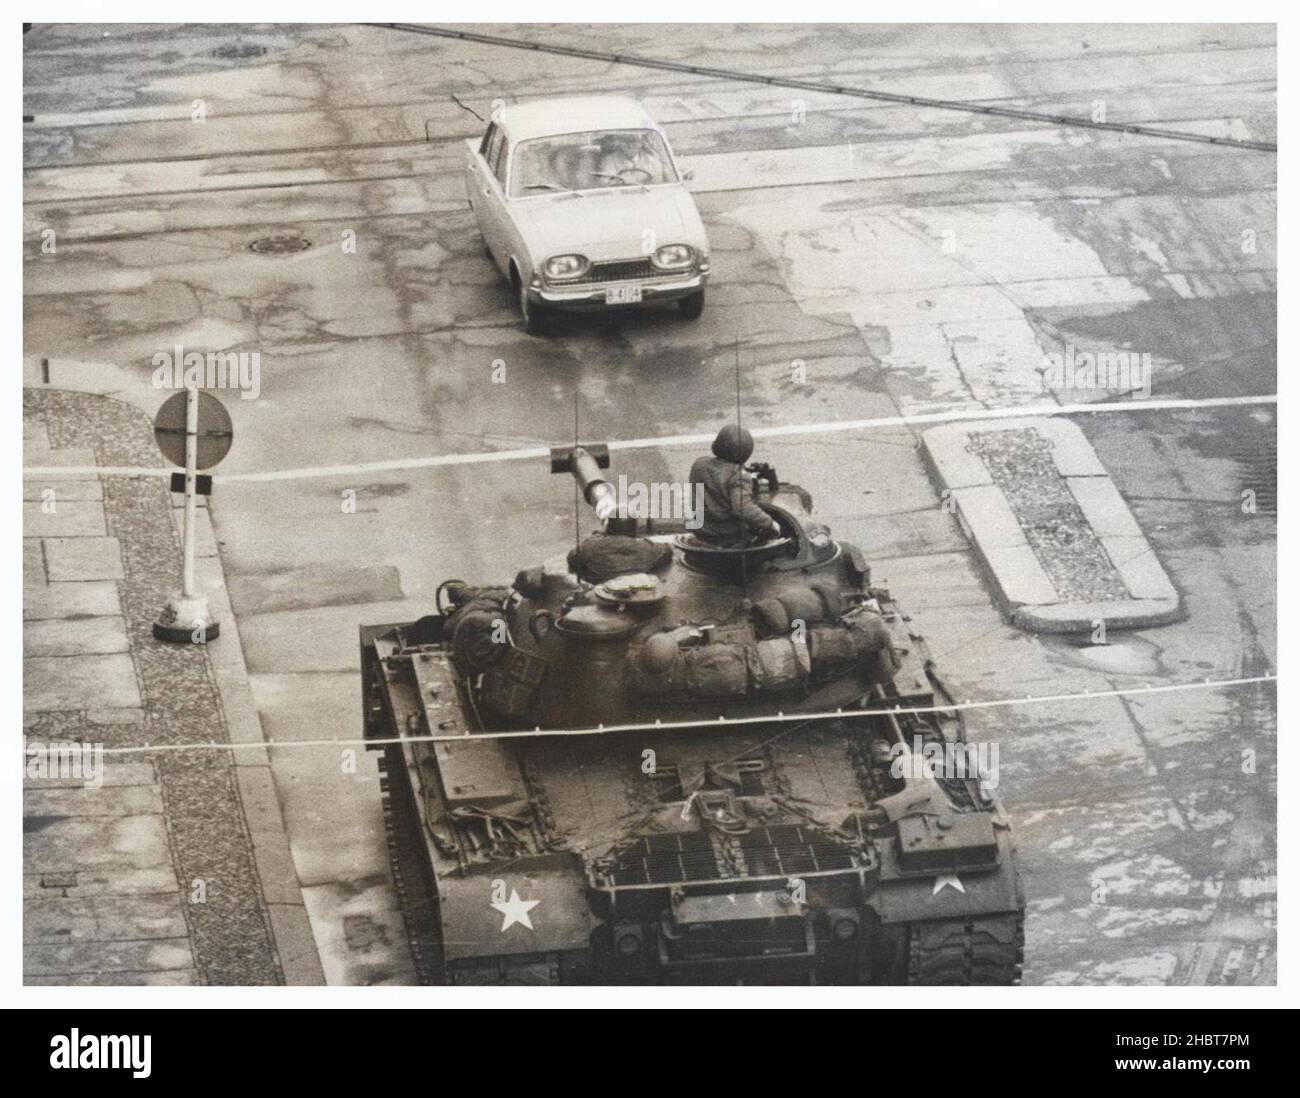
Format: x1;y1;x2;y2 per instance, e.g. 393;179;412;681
689;425;782;547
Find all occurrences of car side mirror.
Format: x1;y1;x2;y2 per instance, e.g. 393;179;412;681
681;169;696;181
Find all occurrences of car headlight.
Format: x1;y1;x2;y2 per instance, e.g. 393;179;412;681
652;244;695;271
543;254;589;280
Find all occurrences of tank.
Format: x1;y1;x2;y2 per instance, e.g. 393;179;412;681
361;444;1026;984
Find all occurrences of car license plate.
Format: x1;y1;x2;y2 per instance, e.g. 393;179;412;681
606;285;642;305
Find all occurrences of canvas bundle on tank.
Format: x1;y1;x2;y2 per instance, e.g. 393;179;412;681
567;534;672;583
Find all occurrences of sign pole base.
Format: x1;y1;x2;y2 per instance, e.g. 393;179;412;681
152;591;220;645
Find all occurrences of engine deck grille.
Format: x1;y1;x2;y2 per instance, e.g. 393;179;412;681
610;832;720;886
740;825;857;877
607;824;859;887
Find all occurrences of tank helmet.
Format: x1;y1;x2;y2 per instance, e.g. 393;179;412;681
712;424;754;464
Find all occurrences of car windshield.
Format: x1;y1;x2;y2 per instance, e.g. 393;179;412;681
510;129;677;197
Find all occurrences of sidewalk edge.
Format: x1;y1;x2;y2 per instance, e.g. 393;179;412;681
196;509;327;986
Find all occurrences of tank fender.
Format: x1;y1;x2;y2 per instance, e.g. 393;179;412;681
437;862;595;964
872;830;1023;925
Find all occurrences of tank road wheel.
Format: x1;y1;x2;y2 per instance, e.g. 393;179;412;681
377;743;446;985
904;914;1025;986
678;288;705;320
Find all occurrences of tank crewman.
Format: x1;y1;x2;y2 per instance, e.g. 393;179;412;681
689;425;782;546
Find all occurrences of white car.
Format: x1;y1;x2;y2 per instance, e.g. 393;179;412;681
465;96;711;333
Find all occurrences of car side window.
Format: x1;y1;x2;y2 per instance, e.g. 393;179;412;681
478;122;495;158
492;136;510;190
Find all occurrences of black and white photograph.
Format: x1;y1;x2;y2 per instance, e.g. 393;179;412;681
10;0;1291;1057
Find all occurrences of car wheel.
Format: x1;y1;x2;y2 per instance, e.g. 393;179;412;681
519;280;548;335
679;289;705;320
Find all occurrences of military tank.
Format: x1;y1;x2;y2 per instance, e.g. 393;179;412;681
362;441;1025;984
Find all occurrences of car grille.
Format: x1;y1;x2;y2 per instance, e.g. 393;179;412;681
572;258;660;284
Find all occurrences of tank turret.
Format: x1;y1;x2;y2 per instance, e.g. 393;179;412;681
361;445;1025;985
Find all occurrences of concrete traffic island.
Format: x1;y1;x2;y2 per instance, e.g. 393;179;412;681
23;387;323;985
922;416;1183;635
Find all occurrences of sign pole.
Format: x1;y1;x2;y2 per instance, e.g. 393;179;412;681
152;384;228;645
182;382;198;600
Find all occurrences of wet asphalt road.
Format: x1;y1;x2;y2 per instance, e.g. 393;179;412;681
23;22;1276;984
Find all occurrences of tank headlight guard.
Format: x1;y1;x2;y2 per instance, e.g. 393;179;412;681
615;926;644;956
833;916;860;940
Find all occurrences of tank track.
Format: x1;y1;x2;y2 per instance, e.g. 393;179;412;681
377;743;446;985
905;914;1024;985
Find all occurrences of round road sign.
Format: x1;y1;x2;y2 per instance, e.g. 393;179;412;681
153;390;234;470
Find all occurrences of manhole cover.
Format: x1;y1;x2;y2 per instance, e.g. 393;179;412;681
249;234;313;256
40;871;78;890
213;42;267;59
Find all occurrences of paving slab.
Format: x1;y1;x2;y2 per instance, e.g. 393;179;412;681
25;894;189;943
24;761;157;789
24;652;142;710
24;866;179;900
24;539;46;586
25;968;200;986
24;938;194;977
24;499;107;537
25;417;50;448
22;445;97;469
24;814;172;873
42;536;124;581
25;784;165;818
24;615;130;657
24;579;121;620
24;479;103;502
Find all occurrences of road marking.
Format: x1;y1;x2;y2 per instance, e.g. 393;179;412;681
21;394;1278;484
84;673;1274;756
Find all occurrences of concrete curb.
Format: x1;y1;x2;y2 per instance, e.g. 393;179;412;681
181;496;327;985
922;416;1183;634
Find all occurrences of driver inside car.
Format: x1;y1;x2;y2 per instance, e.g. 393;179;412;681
596;132;665;183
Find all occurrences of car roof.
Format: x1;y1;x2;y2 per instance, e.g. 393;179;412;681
493;96;659;142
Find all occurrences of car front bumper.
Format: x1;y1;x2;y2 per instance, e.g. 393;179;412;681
530;269;707;310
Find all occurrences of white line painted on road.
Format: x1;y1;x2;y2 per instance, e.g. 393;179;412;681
23;393;1276;484
84;673;1275;755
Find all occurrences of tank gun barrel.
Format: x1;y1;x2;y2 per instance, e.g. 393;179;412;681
550;443;617;523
